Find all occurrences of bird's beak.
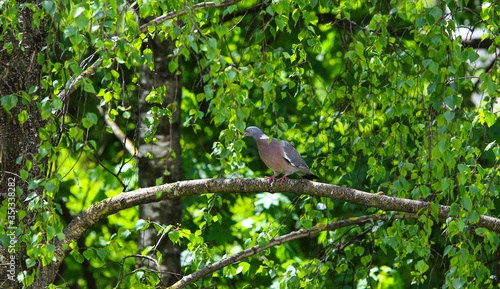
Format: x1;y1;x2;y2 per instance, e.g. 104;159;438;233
243;132;248;138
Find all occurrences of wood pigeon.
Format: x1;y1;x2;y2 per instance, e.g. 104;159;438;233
243;126;319;184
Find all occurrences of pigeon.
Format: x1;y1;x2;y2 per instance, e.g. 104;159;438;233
243;126;319;184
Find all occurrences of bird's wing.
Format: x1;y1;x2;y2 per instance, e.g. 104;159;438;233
280;140;310;169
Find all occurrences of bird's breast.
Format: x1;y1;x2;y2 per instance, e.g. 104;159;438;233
256;139;296;174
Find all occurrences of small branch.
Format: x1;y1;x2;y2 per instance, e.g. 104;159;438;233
97;105;141;158
91;152;128;188
168;213;417;289
58;58;102;102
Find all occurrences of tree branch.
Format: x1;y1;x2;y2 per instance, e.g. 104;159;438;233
52;177;500;274
168;213;418;289
96;105;141;158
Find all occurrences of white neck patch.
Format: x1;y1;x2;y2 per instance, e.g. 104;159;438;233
259;135;269;140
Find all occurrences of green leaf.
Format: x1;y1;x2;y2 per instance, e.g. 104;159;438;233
26;258;36;268
226;68;237;81
204;85;214;100
72;250;84;263
168;231;180;243
444;95;457;109
20;169;28;182
215;25;228;37
429;7;443;20
460;197;472;211
82;112;98;129
429;61;438;74
28;179;42;190
135;219;147;231
485;141;496;151
484;112;496;127
444;111;454;123
208;37;218;50
263;81;273;92
73;6;85;17
76;15;89;29
39;127;50;140
168;60;178;72
237;262;251;275
44;181;56;193
141;246;154;255
416;17;426;28
457;164;468;173
467;49;479;62
452;278;466;288
437;141;448;153
2;95;18;111
83;249;96;260
469;211;479;224
28;86;38;94
415;259;429;273
431;146;442;159
257;232;269;248
121;229;131;239
96;248;107;260
41;1;55;14
83;80;96;93
18;110;28;124
354;42;365;60
52;99;63;110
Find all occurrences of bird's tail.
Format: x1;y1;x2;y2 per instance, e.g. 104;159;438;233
301;173;319;180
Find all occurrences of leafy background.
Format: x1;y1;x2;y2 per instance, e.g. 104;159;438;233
1;0;499;288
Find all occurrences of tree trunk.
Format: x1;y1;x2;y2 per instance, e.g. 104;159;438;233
137;36;183;286
0;1;52;287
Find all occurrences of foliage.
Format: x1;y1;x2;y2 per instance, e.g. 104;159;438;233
1;0;499;288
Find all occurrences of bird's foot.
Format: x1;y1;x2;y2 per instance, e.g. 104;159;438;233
277;175;288;184
265;175;276;184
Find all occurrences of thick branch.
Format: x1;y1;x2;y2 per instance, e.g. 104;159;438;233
53;178;500;271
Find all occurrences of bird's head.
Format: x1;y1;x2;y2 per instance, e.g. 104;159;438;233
243;126;265;139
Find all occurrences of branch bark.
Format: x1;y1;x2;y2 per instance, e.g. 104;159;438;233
51;177;500;281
